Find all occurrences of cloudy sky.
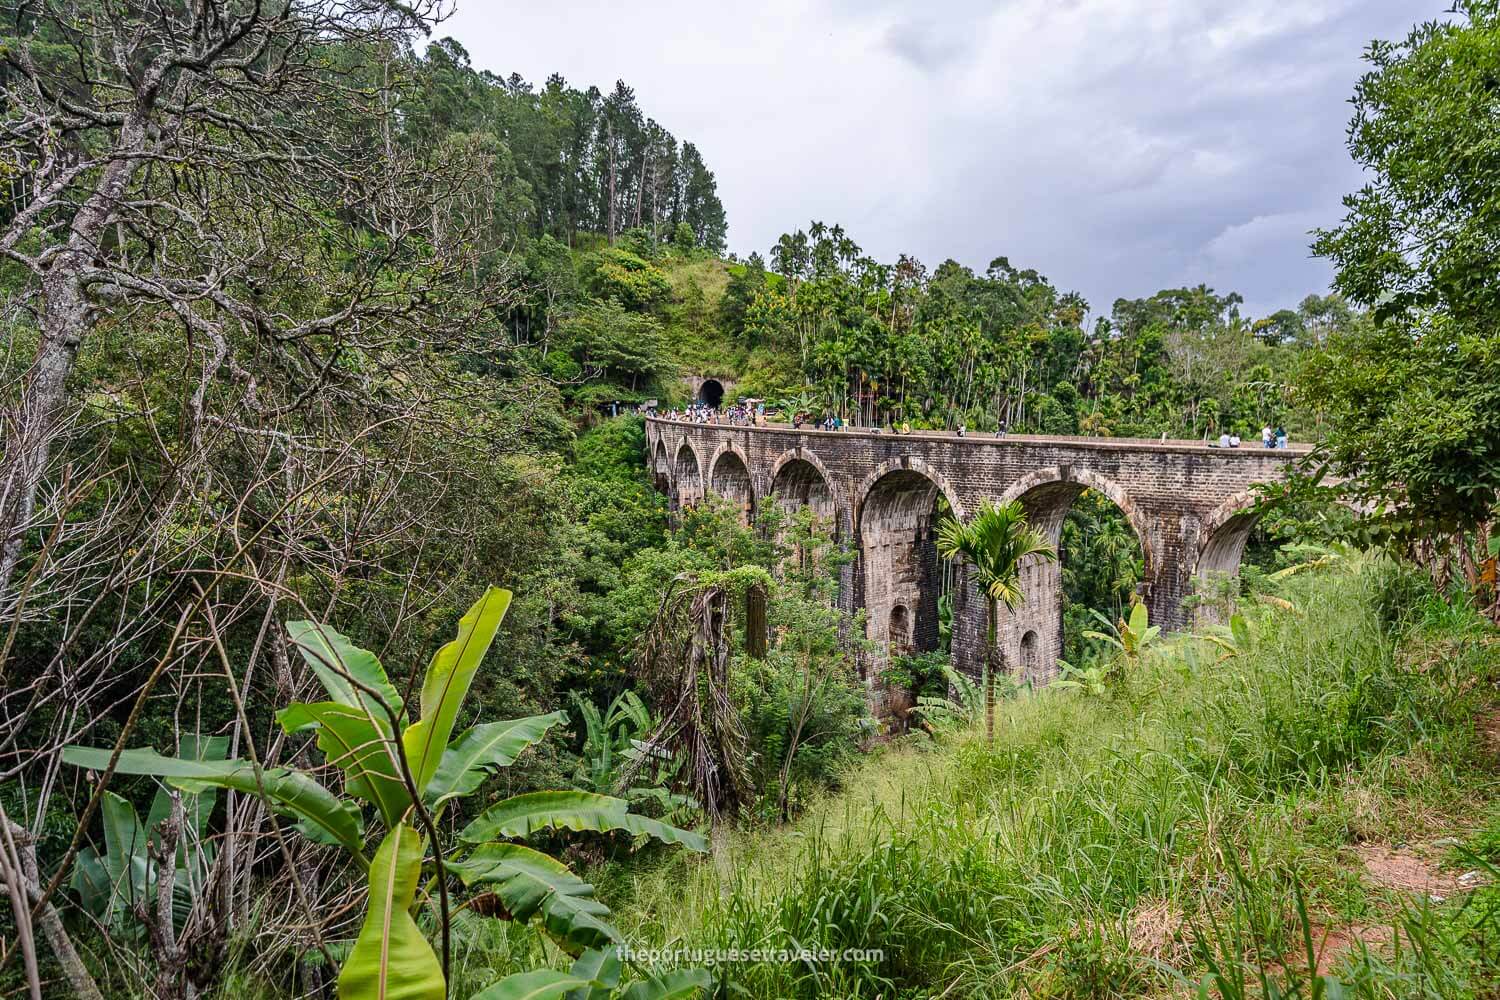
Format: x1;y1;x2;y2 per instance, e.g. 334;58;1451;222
442;0;1429;320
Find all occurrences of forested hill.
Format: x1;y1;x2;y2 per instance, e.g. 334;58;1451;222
528;223;1358;443
407;38;728;251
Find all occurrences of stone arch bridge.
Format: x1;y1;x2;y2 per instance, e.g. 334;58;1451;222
645;417;1308;684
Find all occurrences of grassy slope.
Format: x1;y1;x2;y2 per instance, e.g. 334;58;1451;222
597;560;1500;998
661;256;740;379
659;256;802;402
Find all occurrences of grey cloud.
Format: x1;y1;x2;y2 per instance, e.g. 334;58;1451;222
882;16;975;72
444;0;1443;318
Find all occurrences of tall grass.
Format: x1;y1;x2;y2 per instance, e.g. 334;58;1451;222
604;558;1500;997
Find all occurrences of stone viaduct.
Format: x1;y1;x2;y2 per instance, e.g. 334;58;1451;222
644;417;1310;685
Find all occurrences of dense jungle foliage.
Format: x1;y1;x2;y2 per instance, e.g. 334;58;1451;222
0;2;1496;999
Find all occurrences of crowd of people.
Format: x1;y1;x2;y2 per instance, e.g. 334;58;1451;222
1211;425;1291;449
660;402;762;426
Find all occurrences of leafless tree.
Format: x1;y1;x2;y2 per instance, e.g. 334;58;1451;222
0;3;549;995
0;0;479;596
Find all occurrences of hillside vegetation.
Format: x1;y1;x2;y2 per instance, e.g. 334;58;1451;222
592;560;1500;998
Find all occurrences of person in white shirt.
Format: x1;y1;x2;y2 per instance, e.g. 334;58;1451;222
1217;432;1231;448
1229;434;1241;448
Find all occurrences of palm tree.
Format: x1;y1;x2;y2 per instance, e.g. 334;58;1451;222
936;500;1056;743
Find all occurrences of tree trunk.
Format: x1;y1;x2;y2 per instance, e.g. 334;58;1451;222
0;93;152;594
5;816;105;1000
148;798;192;1000
633;150;647;229
744;585;767;659
985;598;998;744
605;122;617;245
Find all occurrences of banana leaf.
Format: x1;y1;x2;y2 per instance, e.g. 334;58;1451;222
459;791;705;852
61;747;365;865
403;587;512;796
425;711;567;810
338;824;444;1000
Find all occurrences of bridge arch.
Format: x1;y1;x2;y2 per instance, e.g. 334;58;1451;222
1190;491;1262;622
853;457;963;527
996;466;1151;561
708;443;755;521
673;439;703;509
1196;491;1260;574
854;460;959;673
652;439;671;495
986;466;1150;682
769;448;844;536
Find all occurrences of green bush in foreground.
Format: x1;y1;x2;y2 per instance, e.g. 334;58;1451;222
65;588;708;1000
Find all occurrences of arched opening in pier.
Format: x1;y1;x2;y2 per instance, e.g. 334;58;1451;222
1020;630;1041;676
709;449;754;523
889;604;913;657
698;379;724;409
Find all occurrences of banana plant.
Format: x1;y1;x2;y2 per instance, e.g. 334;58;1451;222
574;692;698;839
64;587;709;1000
1083;601;1160;665
71;735;226;938
1198;612;1256;663
574;690;653;794
1268;543;1345;580
913;663;982;729
1052;659;1110;697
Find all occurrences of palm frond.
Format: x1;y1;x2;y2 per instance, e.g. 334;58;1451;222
937;501;1056;611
